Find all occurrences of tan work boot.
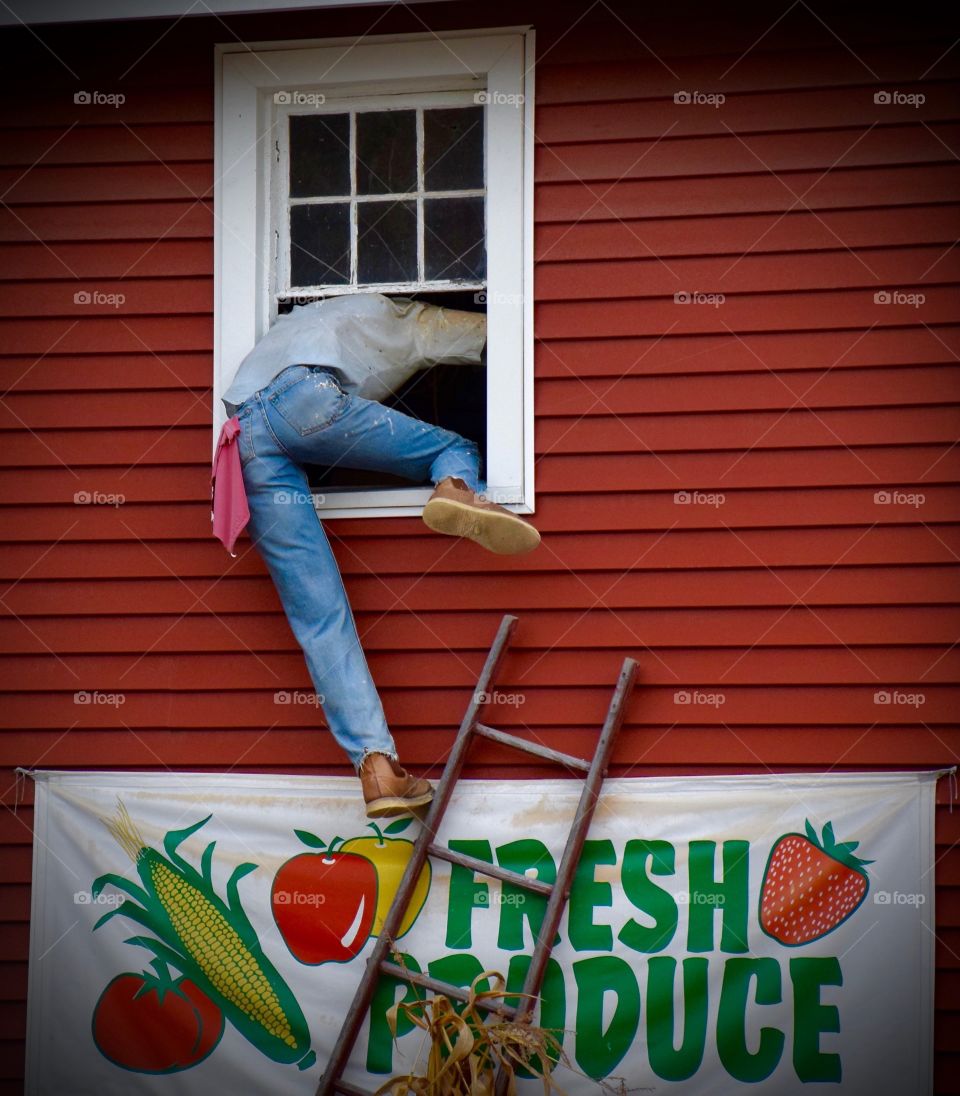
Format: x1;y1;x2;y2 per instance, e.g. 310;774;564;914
422;477;540;555
358;752;434;818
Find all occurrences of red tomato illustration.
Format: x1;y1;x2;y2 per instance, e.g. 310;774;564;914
92;964;223;1073
272;835;378;964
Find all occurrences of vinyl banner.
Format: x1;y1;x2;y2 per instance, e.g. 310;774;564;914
25;769;942;1095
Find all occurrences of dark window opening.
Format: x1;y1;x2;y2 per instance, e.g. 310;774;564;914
300;290;486;495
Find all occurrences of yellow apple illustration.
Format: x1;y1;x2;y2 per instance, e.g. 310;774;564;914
340;819;431;938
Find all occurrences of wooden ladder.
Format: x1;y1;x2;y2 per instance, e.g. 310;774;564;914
316;613;637;1096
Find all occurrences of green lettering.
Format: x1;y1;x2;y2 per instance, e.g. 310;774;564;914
791;957;842;1082
569;839;616;951
428;952;488;1013
573;956;641;1078
496;839;559;950
445;839;493;949
367;952;422;1073
618;839;678;953
687;840;749;953
717;957;784;1082
646;957;709;1081
505;955;566;1078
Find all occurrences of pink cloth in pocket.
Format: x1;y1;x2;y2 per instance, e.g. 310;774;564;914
211;416;250;556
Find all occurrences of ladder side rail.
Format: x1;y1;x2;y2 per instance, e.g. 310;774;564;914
317;613;519;1096
492;657;637;1096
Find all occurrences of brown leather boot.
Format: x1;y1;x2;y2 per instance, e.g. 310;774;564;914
358;752;434;818
422;477;540;555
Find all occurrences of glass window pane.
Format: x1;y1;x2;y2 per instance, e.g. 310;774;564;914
424;107;484;191
356;109;417;195
289;113;350;197
358;200;417;283
424;196;485;281
290;203;350;285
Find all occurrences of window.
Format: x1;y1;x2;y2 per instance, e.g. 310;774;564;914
280;100;486;294
214;28;534;517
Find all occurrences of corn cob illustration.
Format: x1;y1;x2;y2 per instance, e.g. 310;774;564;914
91;801;315;1071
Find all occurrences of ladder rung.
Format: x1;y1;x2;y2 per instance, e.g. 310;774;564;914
473;723;592;772
379;960;517;1018
427;842;554;895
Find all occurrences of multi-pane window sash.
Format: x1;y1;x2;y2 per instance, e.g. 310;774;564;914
276;92;486;300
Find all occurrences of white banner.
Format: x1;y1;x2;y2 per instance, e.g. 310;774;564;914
24;769;944;1095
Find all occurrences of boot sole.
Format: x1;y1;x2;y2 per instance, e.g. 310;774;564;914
422;497;540;555
365;789;435;818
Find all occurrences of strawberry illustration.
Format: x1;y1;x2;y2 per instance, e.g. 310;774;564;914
759;820;873;946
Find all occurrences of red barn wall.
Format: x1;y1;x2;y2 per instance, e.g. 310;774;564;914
0;0;958;1089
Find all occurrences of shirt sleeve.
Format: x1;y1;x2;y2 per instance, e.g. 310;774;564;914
407;301;487;366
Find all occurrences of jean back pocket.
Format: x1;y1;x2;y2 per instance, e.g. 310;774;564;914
268;368;347;436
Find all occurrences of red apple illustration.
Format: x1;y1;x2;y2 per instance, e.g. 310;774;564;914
272;832;378;964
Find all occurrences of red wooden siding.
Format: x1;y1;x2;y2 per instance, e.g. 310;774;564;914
0;1;958;1089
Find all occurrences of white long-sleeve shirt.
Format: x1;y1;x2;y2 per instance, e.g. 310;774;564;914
222;293;486;414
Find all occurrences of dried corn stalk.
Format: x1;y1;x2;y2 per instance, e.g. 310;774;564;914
373;965;569;1096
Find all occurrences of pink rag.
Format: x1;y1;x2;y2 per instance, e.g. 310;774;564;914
211;416;250;556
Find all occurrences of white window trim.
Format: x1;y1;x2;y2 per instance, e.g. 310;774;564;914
214;27;535;519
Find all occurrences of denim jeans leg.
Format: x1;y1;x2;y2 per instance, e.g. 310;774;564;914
237;394;398;772
262;366;483;492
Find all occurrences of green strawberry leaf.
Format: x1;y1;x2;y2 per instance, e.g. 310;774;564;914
385;817;414;835
804;819;874;874
294;829;326;849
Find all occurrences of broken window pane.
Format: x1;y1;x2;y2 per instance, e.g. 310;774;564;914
357;200;417;283
424;106;484;192
424;196;485;281
290;203;350;285
289;113;350;198
356;109;417;195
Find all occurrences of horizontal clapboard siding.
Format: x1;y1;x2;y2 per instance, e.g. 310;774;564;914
0;1;957;1091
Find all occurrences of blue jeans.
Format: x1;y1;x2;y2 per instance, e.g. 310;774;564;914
235;365;482;771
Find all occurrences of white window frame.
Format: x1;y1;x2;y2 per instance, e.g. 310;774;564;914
214;27;535;518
